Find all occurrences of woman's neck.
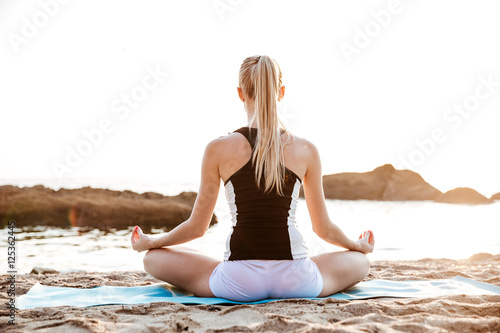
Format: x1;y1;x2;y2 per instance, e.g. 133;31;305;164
246;111;258;128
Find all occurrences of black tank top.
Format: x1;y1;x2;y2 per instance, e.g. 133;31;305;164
223;127;309;260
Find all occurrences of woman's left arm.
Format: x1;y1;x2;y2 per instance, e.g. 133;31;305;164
131;139;221;252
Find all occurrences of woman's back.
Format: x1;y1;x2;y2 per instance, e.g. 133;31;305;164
219;126;309;260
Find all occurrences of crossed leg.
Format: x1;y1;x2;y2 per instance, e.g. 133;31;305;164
311;250;370;297
142;246;221;297
143;246;369;299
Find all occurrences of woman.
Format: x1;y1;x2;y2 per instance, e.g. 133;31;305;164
131;55;375;301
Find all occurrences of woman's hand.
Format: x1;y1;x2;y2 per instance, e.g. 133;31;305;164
131;226;154;253
355;230;375;254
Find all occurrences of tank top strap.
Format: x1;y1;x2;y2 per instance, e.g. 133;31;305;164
233;127;286;150
234;127;257;149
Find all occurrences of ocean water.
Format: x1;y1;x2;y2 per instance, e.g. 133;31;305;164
1;179;499;274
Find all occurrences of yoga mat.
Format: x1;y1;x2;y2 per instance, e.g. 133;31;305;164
15;276;500;310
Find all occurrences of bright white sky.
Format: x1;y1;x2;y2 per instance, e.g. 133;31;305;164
1;0;499;197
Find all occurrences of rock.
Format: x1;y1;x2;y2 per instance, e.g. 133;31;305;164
321;164;392;200
491;193;500;201
302;164;441;201
382;168;442;201
30;267;59;274
435;187;492;204
0;185;217;231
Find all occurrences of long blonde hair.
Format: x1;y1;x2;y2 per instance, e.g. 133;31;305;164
238;55;293;195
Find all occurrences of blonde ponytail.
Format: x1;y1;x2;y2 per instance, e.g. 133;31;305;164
238;55;292;195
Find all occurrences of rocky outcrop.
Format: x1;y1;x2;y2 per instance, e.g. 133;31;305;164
435;187;492;205
0;185;217;231
299;164;497;204
304;164;442;201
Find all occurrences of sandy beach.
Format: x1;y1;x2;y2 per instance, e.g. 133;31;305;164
1;253;499;332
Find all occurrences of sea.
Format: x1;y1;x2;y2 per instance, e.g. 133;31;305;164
1;178;499;274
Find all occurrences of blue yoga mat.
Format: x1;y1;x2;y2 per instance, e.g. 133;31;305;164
15;276;500;309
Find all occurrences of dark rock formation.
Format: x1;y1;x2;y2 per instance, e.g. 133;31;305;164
302;164;442;201
435;187;492;205
0;185;217;231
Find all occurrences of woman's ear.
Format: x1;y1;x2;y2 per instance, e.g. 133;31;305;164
237;87;245;102
278;86;285;101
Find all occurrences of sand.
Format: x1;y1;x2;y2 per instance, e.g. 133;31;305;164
1;254;499;333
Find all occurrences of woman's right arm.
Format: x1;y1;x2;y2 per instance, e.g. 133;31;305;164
302;141;374;254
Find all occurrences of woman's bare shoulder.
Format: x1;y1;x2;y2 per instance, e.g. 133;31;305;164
286;133;319;157
206;131;250;154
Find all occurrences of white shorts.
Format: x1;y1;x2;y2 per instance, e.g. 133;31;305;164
209;258;324;302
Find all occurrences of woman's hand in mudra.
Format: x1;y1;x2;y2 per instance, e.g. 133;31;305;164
131;226;153;253
355;230;375;254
